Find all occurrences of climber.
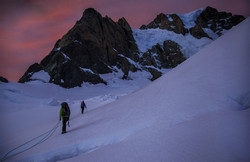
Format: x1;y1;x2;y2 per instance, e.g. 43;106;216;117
59;102;71;134
81;100;87;114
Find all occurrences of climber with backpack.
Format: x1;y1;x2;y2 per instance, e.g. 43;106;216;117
81;100;87;114
59;102;71;134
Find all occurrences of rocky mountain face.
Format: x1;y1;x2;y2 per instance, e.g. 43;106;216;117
139;40;186;80
140;13;188;35
195;7;245;36
19;7;245;88
19;8;139;88
140;6;245;39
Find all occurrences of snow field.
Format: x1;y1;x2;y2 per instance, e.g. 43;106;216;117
0;18;249;162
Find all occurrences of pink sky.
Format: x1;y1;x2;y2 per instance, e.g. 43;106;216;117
0;0;249;81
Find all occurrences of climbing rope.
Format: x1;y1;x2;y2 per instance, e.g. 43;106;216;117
1;121;61;161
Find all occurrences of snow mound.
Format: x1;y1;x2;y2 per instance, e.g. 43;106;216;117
30;70;50;83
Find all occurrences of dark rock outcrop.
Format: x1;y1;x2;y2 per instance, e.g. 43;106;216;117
194;6;245;36
146;67;162;81
19;63;43;83
163;40;186;68
0;76;8;83
189;24;212;39
140;13;188;35
139;40;186;81
140;40;186;69
116;54;139;79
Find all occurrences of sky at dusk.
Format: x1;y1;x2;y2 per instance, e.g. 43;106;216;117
0;0;249;82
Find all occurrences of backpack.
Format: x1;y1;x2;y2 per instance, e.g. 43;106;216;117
61;102;70;116
81;101;86;108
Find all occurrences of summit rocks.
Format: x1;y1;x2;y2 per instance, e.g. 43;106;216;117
140;6;245;39
140;13;188;35
195;7;245;36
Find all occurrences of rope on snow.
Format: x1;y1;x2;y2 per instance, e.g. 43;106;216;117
1;121;61;161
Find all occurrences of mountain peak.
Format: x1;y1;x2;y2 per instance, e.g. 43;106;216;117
204;6;218;12
19;7;140;88
82;8;101;16
79;8;102;22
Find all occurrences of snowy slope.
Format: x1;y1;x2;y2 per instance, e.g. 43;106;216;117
66;18;250;161
0;17;250;162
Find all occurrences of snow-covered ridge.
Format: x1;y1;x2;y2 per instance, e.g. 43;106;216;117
177;8;205;28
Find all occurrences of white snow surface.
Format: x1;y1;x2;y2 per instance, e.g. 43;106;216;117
30;70;50;83
0;18;250;162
